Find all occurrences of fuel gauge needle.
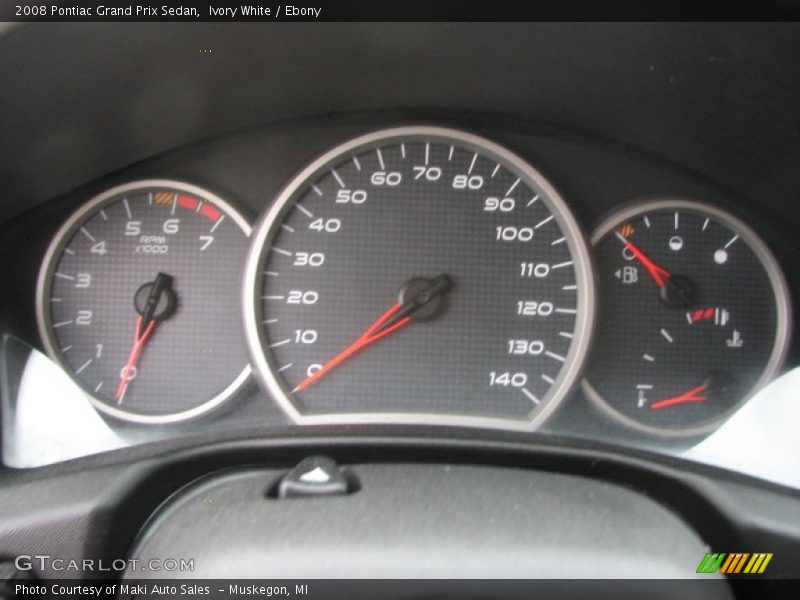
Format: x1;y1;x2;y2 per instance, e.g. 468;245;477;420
614;230;696;308
650;384;707;410
614;230;671;286
294;274;453;392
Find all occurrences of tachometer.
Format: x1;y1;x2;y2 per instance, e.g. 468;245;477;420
244;126;595;430
37;180;252;424
583;199;791;436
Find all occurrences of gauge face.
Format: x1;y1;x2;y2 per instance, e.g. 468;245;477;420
244;126;595;430
37;180;252;424
583;200;791;436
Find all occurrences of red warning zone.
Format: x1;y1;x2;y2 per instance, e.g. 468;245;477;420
200;203;221;222
690;308;716;323
177;194;199;211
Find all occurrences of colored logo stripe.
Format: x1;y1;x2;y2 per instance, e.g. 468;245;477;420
696;552;773;574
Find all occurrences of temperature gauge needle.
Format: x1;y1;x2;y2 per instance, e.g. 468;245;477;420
650;384;707;410
115;272;177;402
294;274;453;392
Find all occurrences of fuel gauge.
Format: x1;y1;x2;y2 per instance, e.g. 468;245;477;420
583;199;791;436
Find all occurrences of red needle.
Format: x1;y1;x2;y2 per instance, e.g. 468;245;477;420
115;315;157;401
294;303;411;392
650;384;707;410
616;232;671;287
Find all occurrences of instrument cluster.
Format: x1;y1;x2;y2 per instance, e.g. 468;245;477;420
8;123;795;462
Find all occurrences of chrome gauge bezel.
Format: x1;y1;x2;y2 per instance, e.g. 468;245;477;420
243;126;597;432
582;198;793;437
36;179;253;425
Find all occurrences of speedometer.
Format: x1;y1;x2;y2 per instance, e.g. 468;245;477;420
244;127;595;430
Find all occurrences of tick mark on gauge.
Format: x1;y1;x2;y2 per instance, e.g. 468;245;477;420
448;146;454;161
541;374;555;385
264;271;279;277
724;235;739;248
552;260;573;270
94;382;104;393
100;209;108;220
468;152;478;174
311;185;323;197
55;272;75;281
555;307;577;314
80;227;96;242
551;237;566;246
296;204;314;218
702;218;710;231
558;331;573;339
545;350;566;362
270;247;292;256
527;195;540;207
209;214;225;232
277;363;293;372
643;353;655;362
424;143;430;165
400;143;406;159
491;164;501;178
75;358;93;374
535;215;554;229
280;224;295;233
263;318;279;324
505;178;520;196
376;148;386;170
269;338;291;348
53;320;74;328
263;295;285;300
60;345;73;353
331;169;345;188
352;156;361;171
674;212;680;229
123;198;132;218
643;215;651;228
521;387;540;405
63;248;75;255
562;285;577;291
660;328;674;343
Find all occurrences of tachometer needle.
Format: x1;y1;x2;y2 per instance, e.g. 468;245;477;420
615;231;671;287
115;316;157;402
115;272;177;402
294;274;453;392
650;384;707;410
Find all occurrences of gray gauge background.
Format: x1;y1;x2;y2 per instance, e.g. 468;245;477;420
36;180;252;424
583;199;792;437
244;126;596;431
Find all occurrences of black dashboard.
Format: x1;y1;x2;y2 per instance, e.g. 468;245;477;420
1;21;799;589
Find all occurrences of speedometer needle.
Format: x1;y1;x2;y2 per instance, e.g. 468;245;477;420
650;384;707;410
294;274;453;392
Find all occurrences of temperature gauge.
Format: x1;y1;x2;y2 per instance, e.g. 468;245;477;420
583;199;791;436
